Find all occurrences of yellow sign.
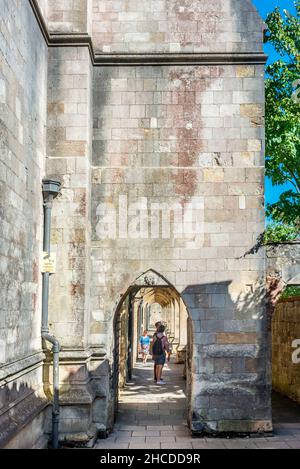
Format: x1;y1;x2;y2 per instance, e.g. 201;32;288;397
41;252;56;273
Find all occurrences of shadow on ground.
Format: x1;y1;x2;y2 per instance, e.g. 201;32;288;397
95;362;300;449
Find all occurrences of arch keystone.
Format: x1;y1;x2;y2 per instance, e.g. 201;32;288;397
134;269;170;287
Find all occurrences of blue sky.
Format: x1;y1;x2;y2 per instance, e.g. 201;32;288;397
253;0;297;66
253;0;296;21
252;0;296;212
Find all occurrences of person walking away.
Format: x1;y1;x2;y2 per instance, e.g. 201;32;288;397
152;321;162;381
152;324;170;385
139;330;151;365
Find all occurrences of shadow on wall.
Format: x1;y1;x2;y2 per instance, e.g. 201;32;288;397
1;359;114;448
0;380;48;449
112;275;271;434
42;353;112;442
182;279;267;334
181;280;271;433
0;354;112;448
0;279;271;448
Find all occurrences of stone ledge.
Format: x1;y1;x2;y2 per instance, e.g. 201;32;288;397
43;347;106;364
0;351;45;382
93;52;268;66
45;348;92;363
191;418;273;435
203;344;259;358
266;241;300;246
58;387;95;405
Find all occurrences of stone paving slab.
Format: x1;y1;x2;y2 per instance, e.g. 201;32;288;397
94;362;300;450
161;442;193;449
132;430;160;437
192;441;226;449
286;440;300;449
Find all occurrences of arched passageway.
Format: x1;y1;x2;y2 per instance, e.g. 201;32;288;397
266;243;300;433
112;273;192;432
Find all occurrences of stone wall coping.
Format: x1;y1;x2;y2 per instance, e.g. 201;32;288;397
266;241;300;246
278;296;300;304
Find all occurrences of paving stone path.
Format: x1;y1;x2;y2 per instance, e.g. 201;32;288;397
95;361;300;449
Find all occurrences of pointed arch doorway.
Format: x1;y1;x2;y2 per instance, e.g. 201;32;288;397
112;270;193;429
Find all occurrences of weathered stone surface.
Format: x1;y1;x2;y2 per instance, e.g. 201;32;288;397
272;297;300;404
216;332;258;344
0;0;274;447
47;0;89;34
266;243;300;285
266;242;300;317
0;0;48;449
91;0;264;54
90;57;268;436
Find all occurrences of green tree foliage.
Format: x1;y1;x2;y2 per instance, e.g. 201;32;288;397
265;2;300;235
264;221;299;243
281;285;300;298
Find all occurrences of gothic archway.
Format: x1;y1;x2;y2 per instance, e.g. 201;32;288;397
112;269;193;428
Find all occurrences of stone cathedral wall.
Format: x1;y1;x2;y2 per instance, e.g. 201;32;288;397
0;0;48;448
0;0;274;447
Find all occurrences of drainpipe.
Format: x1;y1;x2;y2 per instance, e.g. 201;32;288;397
41;178;61;449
